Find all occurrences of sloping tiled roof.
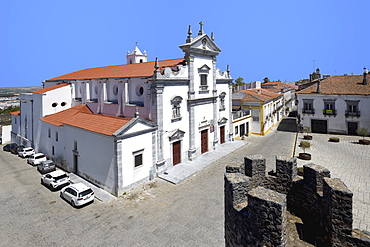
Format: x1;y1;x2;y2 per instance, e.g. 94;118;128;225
63;113;131;136
40;105;132;136
298;75;370;95
238;89;281;103
10;111;20;116
41;105;92;126
32;83;70;94
46;58;185;81
262;81;298;91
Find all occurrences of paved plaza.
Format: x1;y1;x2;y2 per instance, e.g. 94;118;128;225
0;116;368;246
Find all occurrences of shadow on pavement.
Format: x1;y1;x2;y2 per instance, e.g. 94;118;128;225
277;118;298;132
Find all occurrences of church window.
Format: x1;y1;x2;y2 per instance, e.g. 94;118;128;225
48;129;51;138
140;59;143;63
113;85;119;96
133;149;144;168
61;102;67;107
171;96;183;120
136;86;144;96
52;102;58;107
219;92;226;110
55;132;58;142
200;74;208;90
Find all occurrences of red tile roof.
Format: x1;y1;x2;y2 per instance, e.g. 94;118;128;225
63;113;131;136
32;83;70;94
10;111;20;116
262;81;298;91
239;89;281;103
46;59;185;81
41;105;92;126
40;105;131;135
298;75;370;95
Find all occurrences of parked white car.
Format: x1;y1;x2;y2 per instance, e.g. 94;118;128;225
41;170;70;190
18;147;35;158
60;183;94;207
27;153;47;166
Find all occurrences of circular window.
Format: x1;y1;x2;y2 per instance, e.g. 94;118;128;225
136;86;144;96
61;102;67;107
52;102;58;107
113;85;119;96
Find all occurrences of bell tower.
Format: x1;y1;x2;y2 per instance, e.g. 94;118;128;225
126;43;147;64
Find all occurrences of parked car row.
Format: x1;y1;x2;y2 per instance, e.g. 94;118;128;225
2;143;95;207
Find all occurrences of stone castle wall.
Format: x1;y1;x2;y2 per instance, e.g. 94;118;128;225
224;155;370;246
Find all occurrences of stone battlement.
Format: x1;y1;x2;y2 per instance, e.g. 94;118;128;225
225;155;370;246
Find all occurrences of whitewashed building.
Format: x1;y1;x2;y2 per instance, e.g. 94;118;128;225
297;71;370;134
11;24;233;195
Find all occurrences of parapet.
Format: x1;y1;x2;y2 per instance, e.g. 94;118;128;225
225;155;370;247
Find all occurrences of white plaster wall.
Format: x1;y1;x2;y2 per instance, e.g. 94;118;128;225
232;116;251;139
194;102;215;153
41;86;72;117
37;122;65;163
120;131;153;188
65;126;116;193
298;94;370;133
2;125;11;143
193;56;214;98
161;84;190;165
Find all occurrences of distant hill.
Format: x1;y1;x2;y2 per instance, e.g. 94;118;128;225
0;86;42;96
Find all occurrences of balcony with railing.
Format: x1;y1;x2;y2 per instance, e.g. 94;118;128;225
232;110;250;120
345;110;361;117
323;109;337;116
302;108;315;114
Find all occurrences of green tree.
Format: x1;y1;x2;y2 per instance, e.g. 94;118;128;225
263;77;270;83
234;77;245;86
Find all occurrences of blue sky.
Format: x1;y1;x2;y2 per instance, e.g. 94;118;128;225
1;0;368;87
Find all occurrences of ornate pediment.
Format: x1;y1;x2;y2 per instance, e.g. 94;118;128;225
168;129;185;141
218;117;228;125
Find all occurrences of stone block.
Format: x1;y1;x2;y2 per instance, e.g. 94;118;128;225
304;163;330;192
244;155;266;180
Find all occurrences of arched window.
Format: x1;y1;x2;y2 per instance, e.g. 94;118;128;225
113;85;119;96
171;96;183;120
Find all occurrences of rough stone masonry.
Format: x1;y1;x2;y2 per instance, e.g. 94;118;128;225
224;155;370;246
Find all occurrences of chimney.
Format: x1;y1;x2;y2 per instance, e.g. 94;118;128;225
316;80;321;93
363;67;369;85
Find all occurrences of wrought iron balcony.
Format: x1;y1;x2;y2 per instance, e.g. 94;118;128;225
302;108;315;114
345;110;361;117
323;109;337;116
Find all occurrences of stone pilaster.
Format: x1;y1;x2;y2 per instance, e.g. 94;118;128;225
212;57;218;149
114;139;123;196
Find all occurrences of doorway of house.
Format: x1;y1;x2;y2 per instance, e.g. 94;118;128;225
347;122;358;135
172;141;181;165
201;129;208;154
220;126;225;144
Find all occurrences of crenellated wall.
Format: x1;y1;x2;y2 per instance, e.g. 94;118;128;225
225;155;370;247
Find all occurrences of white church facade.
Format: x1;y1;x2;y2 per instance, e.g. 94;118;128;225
11;24;233;195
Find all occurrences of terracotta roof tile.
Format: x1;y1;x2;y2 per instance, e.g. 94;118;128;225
239;89;281;102
298;75;370;95
40;104;131;136
41;105;92;126
32;83;70;94
63;113;131;136
46;59;185;81
262;81;298;90
10;110;20;116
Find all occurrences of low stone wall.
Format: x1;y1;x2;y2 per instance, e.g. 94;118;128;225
225;155;370;246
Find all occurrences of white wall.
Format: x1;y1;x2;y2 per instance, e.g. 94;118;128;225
65;126;116;193
2;125;11;143
120;130;154;189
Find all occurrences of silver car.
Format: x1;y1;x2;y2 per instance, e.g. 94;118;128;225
37;160;56;174
41;170;70;190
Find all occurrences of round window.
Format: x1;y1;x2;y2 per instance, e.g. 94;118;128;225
52;102;58;107
136;86;144;96
61;102;67;107
113;85;119;96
